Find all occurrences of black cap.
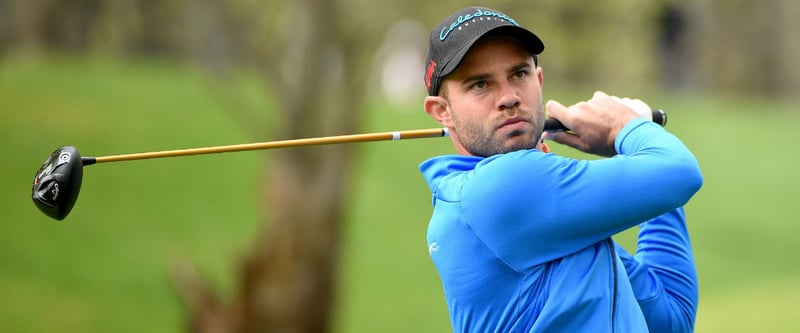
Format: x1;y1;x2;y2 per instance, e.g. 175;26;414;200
424;7;545;96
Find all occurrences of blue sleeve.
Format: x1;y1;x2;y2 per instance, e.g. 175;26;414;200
460;119;703;271
616;207;698;333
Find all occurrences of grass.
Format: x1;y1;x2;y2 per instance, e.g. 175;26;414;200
0;56;266;332
1;55;799;332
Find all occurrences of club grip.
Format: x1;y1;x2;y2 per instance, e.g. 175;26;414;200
544;109;667;132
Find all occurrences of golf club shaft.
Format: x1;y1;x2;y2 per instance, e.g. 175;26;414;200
80;110;666;165
83;128;450;165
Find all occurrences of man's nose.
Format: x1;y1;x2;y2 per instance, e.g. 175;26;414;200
497;83;521;110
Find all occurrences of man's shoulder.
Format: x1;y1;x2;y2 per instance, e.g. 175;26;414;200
420;155;482;179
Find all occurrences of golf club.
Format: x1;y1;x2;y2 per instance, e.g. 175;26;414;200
31;110;666;221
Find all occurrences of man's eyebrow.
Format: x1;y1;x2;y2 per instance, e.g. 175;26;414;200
460;61;534;84
460;73;492;85
510;61;533;73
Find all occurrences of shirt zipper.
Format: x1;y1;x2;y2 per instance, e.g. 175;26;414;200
607;238;618;333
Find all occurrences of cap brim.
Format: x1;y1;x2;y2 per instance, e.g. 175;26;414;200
438;25;544;79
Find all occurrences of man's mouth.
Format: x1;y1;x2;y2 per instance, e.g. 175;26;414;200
498;117;528;130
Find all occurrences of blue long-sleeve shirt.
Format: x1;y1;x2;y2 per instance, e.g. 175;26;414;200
617;207;699;333
420;119;703;332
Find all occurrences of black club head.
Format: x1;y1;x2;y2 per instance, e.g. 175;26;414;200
32;146;84;220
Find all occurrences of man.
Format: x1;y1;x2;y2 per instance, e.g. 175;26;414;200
420;7;703;333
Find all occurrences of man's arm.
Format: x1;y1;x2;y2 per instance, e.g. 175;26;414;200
461;119;702;269
459;91;702;270
616;207;698;333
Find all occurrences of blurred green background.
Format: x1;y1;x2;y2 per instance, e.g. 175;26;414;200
2;0;800;332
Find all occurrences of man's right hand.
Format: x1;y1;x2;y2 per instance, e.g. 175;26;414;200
544;91;639;157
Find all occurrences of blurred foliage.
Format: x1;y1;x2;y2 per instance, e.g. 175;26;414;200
2;0;798;99
2;0;799;332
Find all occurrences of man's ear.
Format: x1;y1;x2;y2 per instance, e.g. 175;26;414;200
424;96;453;127
536;65;544;86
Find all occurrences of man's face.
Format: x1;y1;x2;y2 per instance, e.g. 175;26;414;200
439;37;545;157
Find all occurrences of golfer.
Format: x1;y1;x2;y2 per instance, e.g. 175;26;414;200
420;7;703;333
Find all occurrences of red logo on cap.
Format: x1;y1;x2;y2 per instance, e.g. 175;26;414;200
425;60;437;90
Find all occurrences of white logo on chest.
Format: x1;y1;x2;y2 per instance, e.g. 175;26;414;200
428;242;440;255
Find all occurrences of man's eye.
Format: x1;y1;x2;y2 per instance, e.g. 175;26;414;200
513;70;528;79
472;81;487;90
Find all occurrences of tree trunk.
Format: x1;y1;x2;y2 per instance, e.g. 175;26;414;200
172;0;369;332
238;144;353;333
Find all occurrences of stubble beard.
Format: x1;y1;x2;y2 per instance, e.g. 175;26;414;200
453;103;545;157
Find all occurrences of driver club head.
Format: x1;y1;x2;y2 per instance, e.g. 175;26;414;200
32;146;84;220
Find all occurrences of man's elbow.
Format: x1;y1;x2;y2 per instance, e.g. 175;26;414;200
682;156;704;198
670;155;704;205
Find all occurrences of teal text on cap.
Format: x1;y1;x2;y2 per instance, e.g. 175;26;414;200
439;9;520;41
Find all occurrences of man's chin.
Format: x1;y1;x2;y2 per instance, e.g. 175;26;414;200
507;128;529;138
501;136;537;153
